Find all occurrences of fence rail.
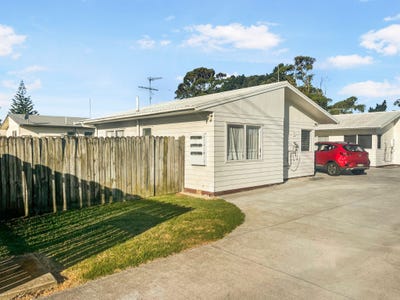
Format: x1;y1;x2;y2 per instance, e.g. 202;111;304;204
0;136;185;218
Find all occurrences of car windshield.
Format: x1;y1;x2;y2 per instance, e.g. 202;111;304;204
343;144;364;152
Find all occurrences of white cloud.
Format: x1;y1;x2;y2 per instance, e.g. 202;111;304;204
2;79;42;91
165;15;175;22
0;24;26;57
183;23;282;51
8;65;47;76
176;75;184;81
136;35;156;49
384;13;400;22
339;77;400;98
11;53;21;60
0;93;11;107
26;79;42;90
160;40;171;46
1;80;18;90
326;54;373;69
360;24;400;55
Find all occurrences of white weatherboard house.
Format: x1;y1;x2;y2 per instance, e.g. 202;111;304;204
85;81;336;196
316;111;400;167
0;114;95;137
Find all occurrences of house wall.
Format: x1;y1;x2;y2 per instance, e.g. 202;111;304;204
212;89;285;193
94;113;215;193
93;87;327;195
19;126;94;137
285;100;317;179
380;119;400;165
394;119;400;165
3;118;94;137
4;118;20;136
315;123;399;167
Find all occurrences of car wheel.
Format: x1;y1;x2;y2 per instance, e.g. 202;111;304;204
326;162;341;176
351;169;365;175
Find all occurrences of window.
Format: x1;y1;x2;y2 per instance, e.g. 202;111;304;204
115;130;124;137
106;130;115;137
343;144;364;152
106;130;124;137
301;130;311;151
377;134;382;149
358;134;372;149
227;124;261;161
227;125;244;160
142;128;152;136
344;135;356;143
84;131;93;137
246;126;260;159
67;131;76;136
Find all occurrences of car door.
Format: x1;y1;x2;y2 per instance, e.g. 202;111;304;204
315;143;329;166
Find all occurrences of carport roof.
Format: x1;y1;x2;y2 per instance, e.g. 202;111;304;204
317;111;400;130
84;81;337;125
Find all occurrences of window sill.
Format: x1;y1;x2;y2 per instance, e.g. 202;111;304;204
225;159;264;164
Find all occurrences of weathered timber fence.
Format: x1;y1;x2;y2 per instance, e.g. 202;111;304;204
0;136;185;218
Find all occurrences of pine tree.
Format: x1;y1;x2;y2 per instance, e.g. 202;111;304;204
9;80;38;115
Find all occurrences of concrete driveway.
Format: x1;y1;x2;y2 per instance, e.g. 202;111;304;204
47;167;400;300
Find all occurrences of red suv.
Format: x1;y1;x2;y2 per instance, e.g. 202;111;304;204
315;142;370;176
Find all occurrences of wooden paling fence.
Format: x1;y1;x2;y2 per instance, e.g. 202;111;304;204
0;136;185;218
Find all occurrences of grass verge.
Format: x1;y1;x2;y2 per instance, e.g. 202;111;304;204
0;194;244;291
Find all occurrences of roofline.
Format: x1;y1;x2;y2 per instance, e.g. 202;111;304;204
284;83;338;124
84;81;338;125
195;81;288;110
316;111;400;131
20;124;94;129
84;108;198;125
378;112;400;128
316;126;379;131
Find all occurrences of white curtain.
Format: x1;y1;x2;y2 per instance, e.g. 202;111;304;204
246;126;259;159
227;125;244;160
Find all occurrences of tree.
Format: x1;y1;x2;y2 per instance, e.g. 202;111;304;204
368;100;387;112
328;96;365;115
307;87;332;110
175;67;226;99
174;56;367;115
394;99;400;107
294;56;316;94
9;80;38;115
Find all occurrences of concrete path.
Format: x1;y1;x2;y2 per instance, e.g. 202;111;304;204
46;167;400;299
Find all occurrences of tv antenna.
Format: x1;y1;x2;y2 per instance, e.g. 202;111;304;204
138;76;162;105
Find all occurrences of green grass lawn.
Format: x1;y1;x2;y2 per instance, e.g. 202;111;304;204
0;194;244;288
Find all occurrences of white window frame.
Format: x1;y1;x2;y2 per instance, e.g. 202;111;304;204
106;130;115;137
226;123;262;162
115;130;125;137
105;129;125;137
142;128;152;136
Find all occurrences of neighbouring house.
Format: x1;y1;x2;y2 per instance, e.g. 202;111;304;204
316;111;400;167
84;81;337;196
0;114;95;137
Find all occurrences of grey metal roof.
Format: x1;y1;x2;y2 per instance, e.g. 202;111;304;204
8;114;92;128
317;111;400;130
85;81;337;125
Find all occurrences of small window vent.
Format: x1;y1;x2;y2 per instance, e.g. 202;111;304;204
190;134;206;166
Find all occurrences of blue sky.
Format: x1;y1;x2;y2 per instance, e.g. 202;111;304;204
1;0;400;120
